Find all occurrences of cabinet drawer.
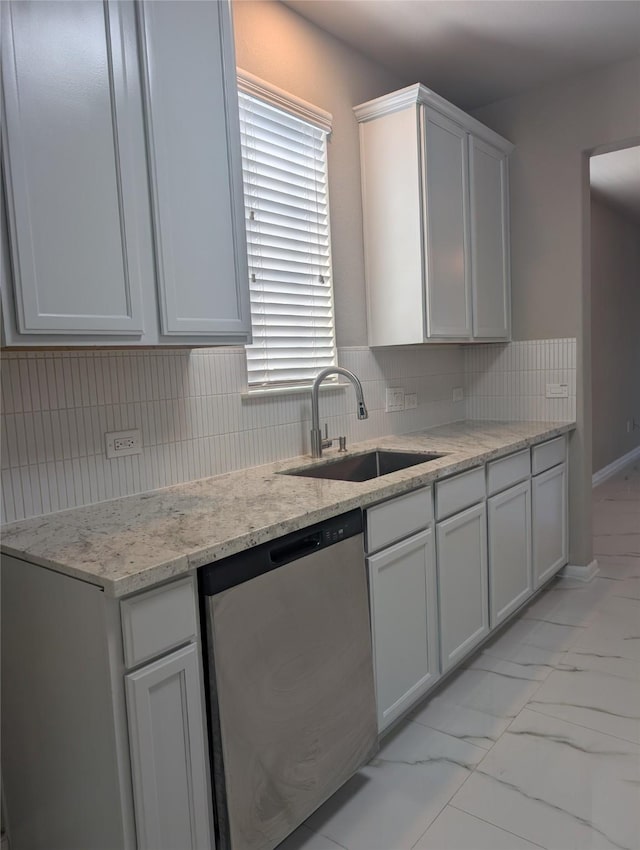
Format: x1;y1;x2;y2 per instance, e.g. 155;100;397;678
366;487;433;553
532;436;566;475
436;467;485;520
121;577;198;669
487;449;531;496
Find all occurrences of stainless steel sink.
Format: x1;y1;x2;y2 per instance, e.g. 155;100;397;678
282;450;446;482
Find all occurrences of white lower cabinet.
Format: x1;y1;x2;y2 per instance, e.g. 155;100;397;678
488;480;532;627
367;528;439;731
532;462;568;587
437;502;489;672
125;644;213;850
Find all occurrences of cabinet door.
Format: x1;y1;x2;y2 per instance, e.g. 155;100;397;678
469;136;510;339
488;480;532;627
137;0;251;341
368;528;439;731
1;0;146;335
125;644;213;850
437;502;488;671
422;108;472;339
532;463;568;587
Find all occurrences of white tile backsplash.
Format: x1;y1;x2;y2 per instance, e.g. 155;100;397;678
0;345;465;522
465;338;576;423
1;339;576;523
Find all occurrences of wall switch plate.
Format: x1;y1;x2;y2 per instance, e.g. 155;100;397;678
106;429;142;459
386;387;405;412
546;383;568;398
452;387;464;402
404;393;418;410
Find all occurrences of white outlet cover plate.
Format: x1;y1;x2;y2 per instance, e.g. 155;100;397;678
452;387;464;402
386;387;405;412
105;429;142;459
546;383;569;398
405;393;418;410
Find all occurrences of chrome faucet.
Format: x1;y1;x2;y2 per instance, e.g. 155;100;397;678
310;367;368;458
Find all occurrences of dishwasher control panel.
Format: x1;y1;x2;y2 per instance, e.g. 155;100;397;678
199;508;363;595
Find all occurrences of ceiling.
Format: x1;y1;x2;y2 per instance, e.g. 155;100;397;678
591;146;640;222
281;0;640;218
282;0;640;111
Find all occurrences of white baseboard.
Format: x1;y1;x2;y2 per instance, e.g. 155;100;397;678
592;446;640;488
559;559;600;583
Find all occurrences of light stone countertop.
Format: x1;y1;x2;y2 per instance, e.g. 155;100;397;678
0;420;575;597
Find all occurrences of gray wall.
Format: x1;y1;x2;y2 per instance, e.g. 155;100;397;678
232;0;404;348
473;57;640;343
591;197;640;473
473;55;640;567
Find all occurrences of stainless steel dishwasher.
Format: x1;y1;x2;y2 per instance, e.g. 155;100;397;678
200;509;378;850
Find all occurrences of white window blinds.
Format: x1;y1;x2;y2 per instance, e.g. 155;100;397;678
238;82;337;387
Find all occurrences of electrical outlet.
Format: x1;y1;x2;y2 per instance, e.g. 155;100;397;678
105;429;142;459
546;383;568;398
628;421;632;434
386;387;405;412
452;387;464;403
404;393;418;410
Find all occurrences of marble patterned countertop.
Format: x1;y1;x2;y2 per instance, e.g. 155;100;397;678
0;420;575;597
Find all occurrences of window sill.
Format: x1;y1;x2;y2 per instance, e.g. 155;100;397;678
241;382;348;401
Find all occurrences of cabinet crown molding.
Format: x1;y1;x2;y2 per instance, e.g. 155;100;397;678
354;83;514;154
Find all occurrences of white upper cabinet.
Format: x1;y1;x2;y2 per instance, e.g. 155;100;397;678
137;0;250;340
423;109;472;338
0;0;251;347
355;84;513;346
469;137;511;339
1;0;147;338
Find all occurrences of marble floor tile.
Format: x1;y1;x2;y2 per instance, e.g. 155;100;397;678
521;578;613;628
608;575;640;601
593;533;640;558
526;663;640;744
451;709;640;850
410;694;506;750
593;513;640;536
557;649;640;682
465;649;553;683
482;612;584;656
277;824;347;850
570;595;640;663
597;557;640;582
304;720;486;850
413;805;544;850
482;629;566;670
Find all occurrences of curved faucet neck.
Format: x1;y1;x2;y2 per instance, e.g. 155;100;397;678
310;367;368;458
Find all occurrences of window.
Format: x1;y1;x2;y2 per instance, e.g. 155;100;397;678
238;71;337;388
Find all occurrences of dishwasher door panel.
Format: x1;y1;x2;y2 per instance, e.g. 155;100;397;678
206;532;377;850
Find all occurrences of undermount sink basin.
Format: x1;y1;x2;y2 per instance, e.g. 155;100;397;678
282;450;446;483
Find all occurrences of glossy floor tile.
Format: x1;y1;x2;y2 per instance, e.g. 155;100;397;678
450;709;640;850
284;461;640;850
302;720;486;850
413;806;544;849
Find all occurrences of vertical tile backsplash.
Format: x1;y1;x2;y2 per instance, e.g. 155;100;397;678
1;345;465;522
1;339;577;523
465;338;577;422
